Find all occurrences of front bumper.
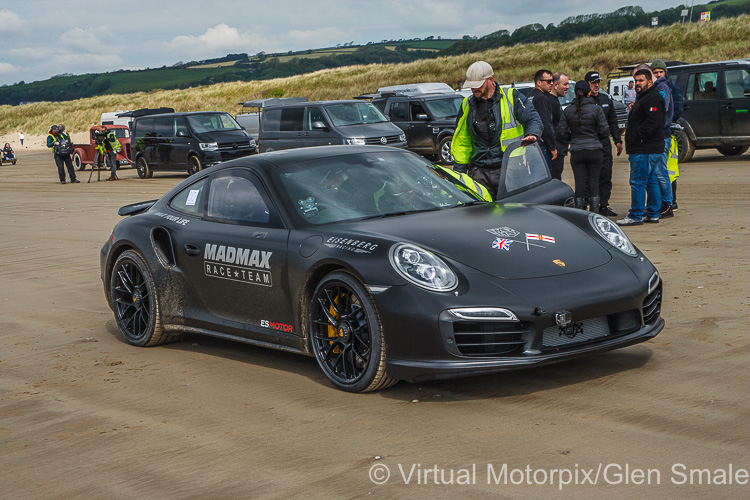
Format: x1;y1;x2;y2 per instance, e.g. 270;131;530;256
372;256;663;382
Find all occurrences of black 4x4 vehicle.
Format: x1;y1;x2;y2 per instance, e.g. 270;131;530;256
668;59;750;162
609;59;750;162
362;84;464;164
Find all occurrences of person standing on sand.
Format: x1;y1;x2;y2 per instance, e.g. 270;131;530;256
19;132;24;147
47;125;79;184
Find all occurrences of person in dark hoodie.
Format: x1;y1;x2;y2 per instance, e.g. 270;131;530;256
555;80;610;211
649;59;676;219
617;68;666;226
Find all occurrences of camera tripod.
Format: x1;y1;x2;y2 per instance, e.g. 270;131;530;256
87;151;114;183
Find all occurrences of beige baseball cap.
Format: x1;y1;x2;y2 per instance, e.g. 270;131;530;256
464;61;494;89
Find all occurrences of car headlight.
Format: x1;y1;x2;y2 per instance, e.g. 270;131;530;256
398;133;406;142
344;138;366;145
199;142;218;151
248;138;256;148
589;213;637;256
389;243;458;292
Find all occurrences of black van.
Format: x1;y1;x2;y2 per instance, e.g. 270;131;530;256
131;111;257;178
666;59;750;161
245;98;407;153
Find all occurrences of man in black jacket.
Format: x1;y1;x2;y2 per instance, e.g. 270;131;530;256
548;72;569;180
584;71;623;216
617;69;665;226
527;69;557;165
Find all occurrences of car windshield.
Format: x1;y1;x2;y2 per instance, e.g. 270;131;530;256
275;151;476;225
323;103;388;126
111;128;130;139
423;96;464;119
185;113;242;133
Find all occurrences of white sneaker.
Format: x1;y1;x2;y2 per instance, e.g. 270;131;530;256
616;217;643;226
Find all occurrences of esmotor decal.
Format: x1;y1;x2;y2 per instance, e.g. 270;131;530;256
204;243;272;287
261;320;293;333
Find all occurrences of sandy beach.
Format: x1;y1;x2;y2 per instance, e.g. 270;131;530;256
1;148;748;498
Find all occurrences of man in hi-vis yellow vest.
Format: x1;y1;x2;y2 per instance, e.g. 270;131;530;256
452;61;543;199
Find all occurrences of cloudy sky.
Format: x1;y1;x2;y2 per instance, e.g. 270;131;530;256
0;0;687;86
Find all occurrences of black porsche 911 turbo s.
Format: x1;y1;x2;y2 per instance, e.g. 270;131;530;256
100;144;664;392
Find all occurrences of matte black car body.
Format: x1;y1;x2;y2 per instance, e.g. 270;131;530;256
101;145;663;392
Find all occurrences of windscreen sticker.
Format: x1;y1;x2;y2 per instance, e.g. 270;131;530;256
185;190;200;206
324;236;379;254
204;243;272;287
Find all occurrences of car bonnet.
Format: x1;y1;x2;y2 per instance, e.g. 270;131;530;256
346;204;613;280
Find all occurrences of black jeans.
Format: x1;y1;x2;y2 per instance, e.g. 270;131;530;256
550;152;566;180
468;166;501;200
54;154;76;182
570;149;603;198
597;140;614;206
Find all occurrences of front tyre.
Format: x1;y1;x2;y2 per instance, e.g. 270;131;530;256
438;136;453;164
187;155;203;176
310;272;397;392
673;129;695;163
136;156;153;179
110;250;174;347
717;145;749;156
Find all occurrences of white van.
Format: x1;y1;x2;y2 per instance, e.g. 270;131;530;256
101;110;134;128
607;77;635;103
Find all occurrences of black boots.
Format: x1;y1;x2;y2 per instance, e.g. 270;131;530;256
588;196;600;213
575;198;587;210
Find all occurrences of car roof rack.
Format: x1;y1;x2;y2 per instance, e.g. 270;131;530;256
240;97;309;108
606;60;690;80
116;107;175;118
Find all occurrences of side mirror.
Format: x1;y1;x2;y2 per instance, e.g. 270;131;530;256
416;114;429;120
312;121;329;130
176;130;189;137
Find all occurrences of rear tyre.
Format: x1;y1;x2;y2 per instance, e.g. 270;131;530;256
438;136;453;164
673;129;695;163
110;250;174;347
73;152;86;171
717;145;749;157
136;156;153;179
310;272;397;392
187;155;203;176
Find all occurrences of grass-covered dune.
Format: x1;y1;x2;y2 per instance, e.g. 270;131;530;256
2;15;748;136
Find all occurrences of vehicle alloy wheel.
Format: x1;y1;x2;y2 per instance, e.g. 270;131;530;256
438;137;453;164
310;272;396;392
187;155;202;176
136;157;152;179
73;152;85;171
110;250;173;347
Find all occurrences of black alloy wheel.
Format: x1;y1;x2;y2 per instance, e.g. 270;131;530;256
310;272;396;392
187;155;203;176
110;250;172;346
717;145;749;157
136;156;152;179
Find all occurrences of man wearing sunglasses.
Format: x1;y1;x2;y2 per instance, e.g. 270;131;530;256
452;61;543;199
528;69;558;167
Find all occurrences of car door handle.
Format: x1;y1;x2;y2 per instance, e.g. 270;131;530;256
184;244;201;256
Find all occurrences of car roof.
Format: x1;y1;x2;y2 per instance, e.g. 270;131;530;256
221;145;411;171
135;110;229;120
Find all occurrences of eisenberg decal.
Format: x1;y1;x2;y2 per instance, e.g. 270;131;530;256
204;243;272;287
324;236;379;254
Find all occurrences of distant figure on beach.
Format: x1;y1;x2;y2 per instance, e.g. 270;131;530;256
19;132;24;147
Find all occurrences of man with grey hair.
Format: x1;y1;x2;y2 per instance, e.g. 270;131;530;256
451;61;543;198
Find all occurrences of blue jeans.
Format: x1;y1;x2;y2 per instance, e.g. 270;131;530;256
656;137;673;205
627;154;661;221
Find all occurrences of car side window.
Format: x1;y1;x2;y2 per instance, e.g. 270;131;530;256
280;107;304;131
390;102;408;121
263;109;282;132
153;116;173;137
174;116;189;136
501;143;550;196
686;71;719;101
136;118;154;137
170;177;207;215
410;102;427;118
206;172;275;226
724;69;749;99
306;107;327;130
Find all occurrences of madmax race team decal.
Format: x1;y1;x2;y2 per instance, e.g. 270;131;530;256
204;243;273;287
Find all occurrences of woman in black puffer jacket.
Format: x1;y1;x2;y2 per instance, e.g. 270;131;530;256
556;80;610;210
